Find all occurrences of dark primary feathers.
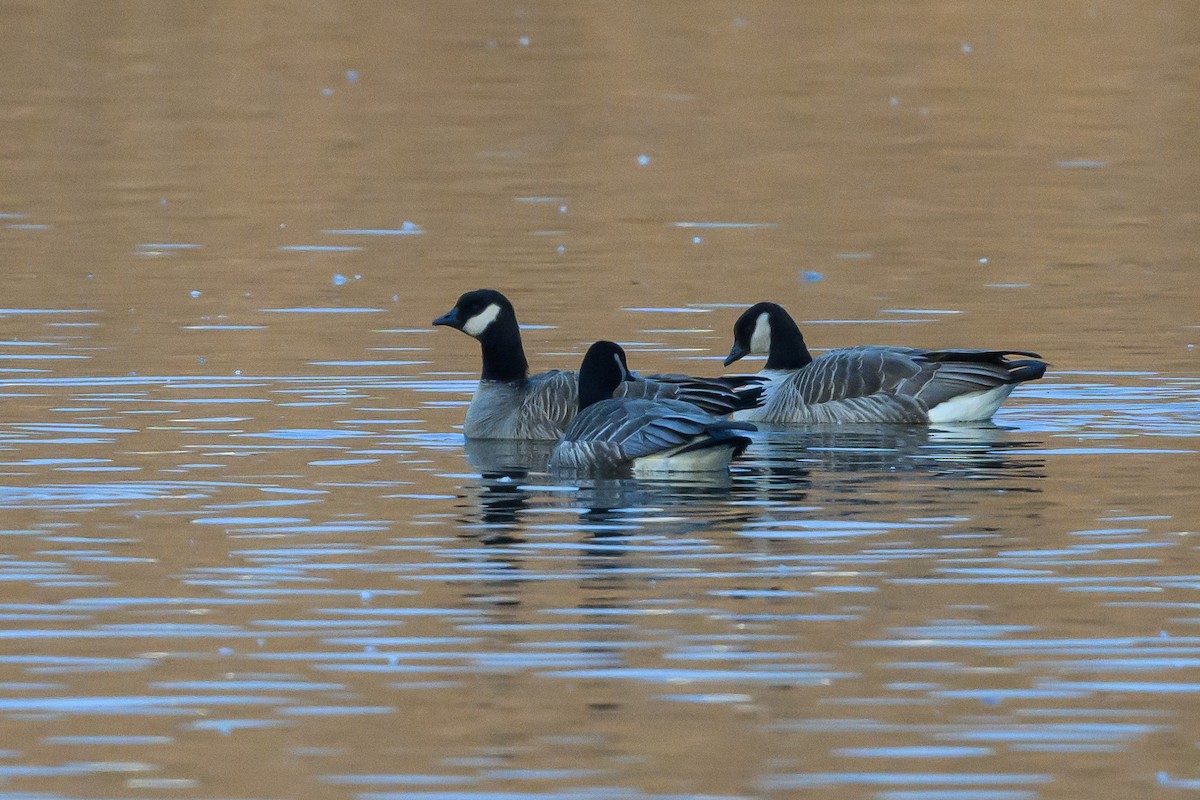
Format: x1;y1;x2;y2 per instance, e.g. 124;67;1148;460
550;341;756;474
724;302;1047;424
434;289;763;439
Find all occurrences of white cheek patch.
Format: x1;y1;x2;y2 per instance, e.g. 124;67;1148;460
463;303;502;337
612;352;627;379
749;312;771;354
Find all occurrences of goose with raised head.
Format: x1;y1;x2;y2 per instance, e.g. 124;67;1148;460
434;289;763;439
724;302;1047;424
549;341;756;474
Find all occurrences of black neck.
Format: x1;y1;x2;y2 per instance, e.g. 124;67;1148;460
477;314;529;382
577;371;618;411
577;346;623;411
765;312;814;370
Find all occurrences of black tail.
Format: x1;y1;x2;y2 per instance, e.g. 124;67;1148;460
673;421;756;459
1006;359;1048;383
672;378;766;414
921;349;1047;384
732;382;766;410
709;374;767;411
922;349;1043;364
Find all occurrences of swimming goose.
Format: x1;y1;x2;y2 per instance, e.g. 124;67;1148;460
549;341;756;474
724;302;1047;424
434;289;763;440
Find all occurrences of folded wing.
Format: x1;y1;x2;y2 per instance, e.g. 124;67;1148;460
766;346;1047;424
551;398;755;471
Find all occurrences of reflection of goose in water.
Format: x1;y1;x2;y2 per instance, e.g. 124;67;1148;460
455;440;555;541
460;439;748;533
463;422;1041;481
570;474;737;514
454;422;1044;541
464;437;554;474
744;422;1046;483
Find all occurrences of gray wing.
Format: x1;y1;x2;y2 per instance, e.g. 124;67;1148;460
619;373;765;414
552;398;754;470
786;347;924;401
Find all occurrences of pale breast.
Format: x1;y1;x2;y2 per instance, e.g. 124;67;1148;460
464;381;568;440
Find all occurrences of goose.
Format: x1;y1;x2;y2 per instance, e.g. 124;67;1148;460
723;302;1047;424
434;289;763;439
549;340;756;474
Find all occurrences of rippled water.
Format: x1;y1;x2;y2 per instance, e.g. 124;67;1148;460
0;326;1196;798
2;2;1199;799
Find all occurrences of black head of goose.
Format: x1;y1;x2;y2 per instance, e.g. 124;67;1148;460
724;301;1047;425
433;289;528;382
725;301;815;371
549;341;756;475
434;289;765;440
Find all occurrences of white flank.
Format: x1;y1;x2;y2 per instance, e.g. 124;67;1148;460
927;384;1015;423
750;311;771;355
632;445;737;474
463;303;502;337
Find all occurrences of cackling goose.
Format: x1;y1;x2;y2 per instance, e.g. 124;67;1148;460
724;302;1047;424
549;341;756;474
434;289;763;439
